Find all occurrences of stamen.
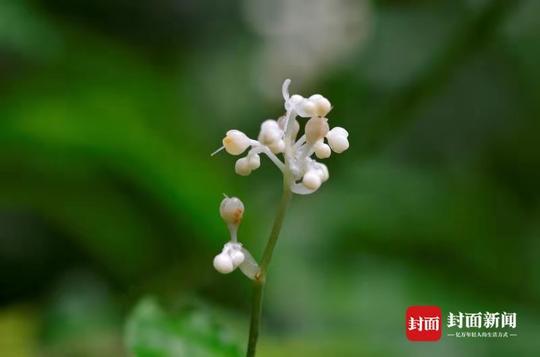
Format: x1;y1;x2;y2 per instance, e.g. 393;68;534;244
211;146;225;156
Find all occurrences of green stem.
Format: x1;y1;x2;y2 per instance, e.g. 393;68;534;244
246;280;264;357
246;182;293;357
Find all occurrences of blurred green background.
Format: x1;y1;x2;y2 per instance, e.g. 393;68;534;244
1;0;539;356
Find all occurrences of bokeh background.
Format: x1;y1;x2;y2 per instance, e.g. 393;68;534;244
1;0;539;356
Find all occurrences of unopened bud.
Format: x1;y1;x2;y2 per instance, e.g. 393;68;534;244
305;117;329;144
286;94;304;111
308;94;332;117
258;120;282;145
247;154;261;170
316;163;329;182
220;197;244;225
235;157;252;176
326;127;349;153
230;249;245;267
295;98;316;117
268;139;285;154
314;141;331;159
213;253;234;274
223;130;251;155
277;116;300;139
303;170;322;190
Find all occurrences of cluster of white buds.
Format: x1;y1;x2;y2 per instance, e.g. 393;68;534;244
213;196;259;279
214;79;349;194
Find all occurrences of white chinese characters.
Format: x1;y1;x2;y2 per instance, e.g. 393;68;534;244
408;316;440;332
447;311;517;329
406;307;518;341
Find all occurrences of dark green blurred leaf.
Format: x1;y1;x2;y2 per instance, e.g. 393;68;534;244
0;0;61;59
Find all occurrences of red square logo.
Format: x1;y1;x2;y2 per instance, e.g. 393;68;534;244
406;306;442;341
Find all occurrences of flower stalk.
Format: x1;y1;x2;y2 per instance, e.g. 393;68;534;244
247;180;292;356
212;79;348;356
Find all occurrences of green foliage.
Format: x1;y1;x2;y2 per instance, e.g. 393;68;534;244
125;298;242;357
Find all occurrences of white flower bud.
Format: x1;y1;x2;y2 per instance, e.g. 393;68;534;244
235;157;252;176
277;116;300;139
327;127;348;138
302;170;322;190
286;94;304;111
213;253;234;274
230;249;245;267
305;117;329;144
326;127;349;153
314;141;331;159
220;197;244;225
317;163;329;182
295;98;317;117
258;120;282;145
308;94;332;117
329;136;349;153
214;79;345;198
223;130;251;155
268;139;285;154
247;154;260;170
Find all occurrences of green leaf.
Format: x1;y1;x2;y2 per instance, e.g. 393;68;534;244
125;298;242;357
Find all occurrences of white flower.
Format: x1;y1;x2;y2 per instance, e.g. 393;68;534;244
305;117;329;144
213;242;243;272
230;248;245;266
302;170;322;190
295;98;317;118
247;153;261;170
277;116;299;139
235;157;252;176
314;162;329;182
214;79;349;195
308;94;332;117
214;196;259;279
268;139;285;154
213;251;234;274
326;127;349;153
219;196;244;225
223;130;251;155
314;141;331;159
212;81;349;279
258;120;283;146
285;94;304;112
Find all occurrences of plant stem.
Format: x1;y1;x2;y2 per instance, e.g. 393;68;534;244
246;280;264;357
246;182;293;357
